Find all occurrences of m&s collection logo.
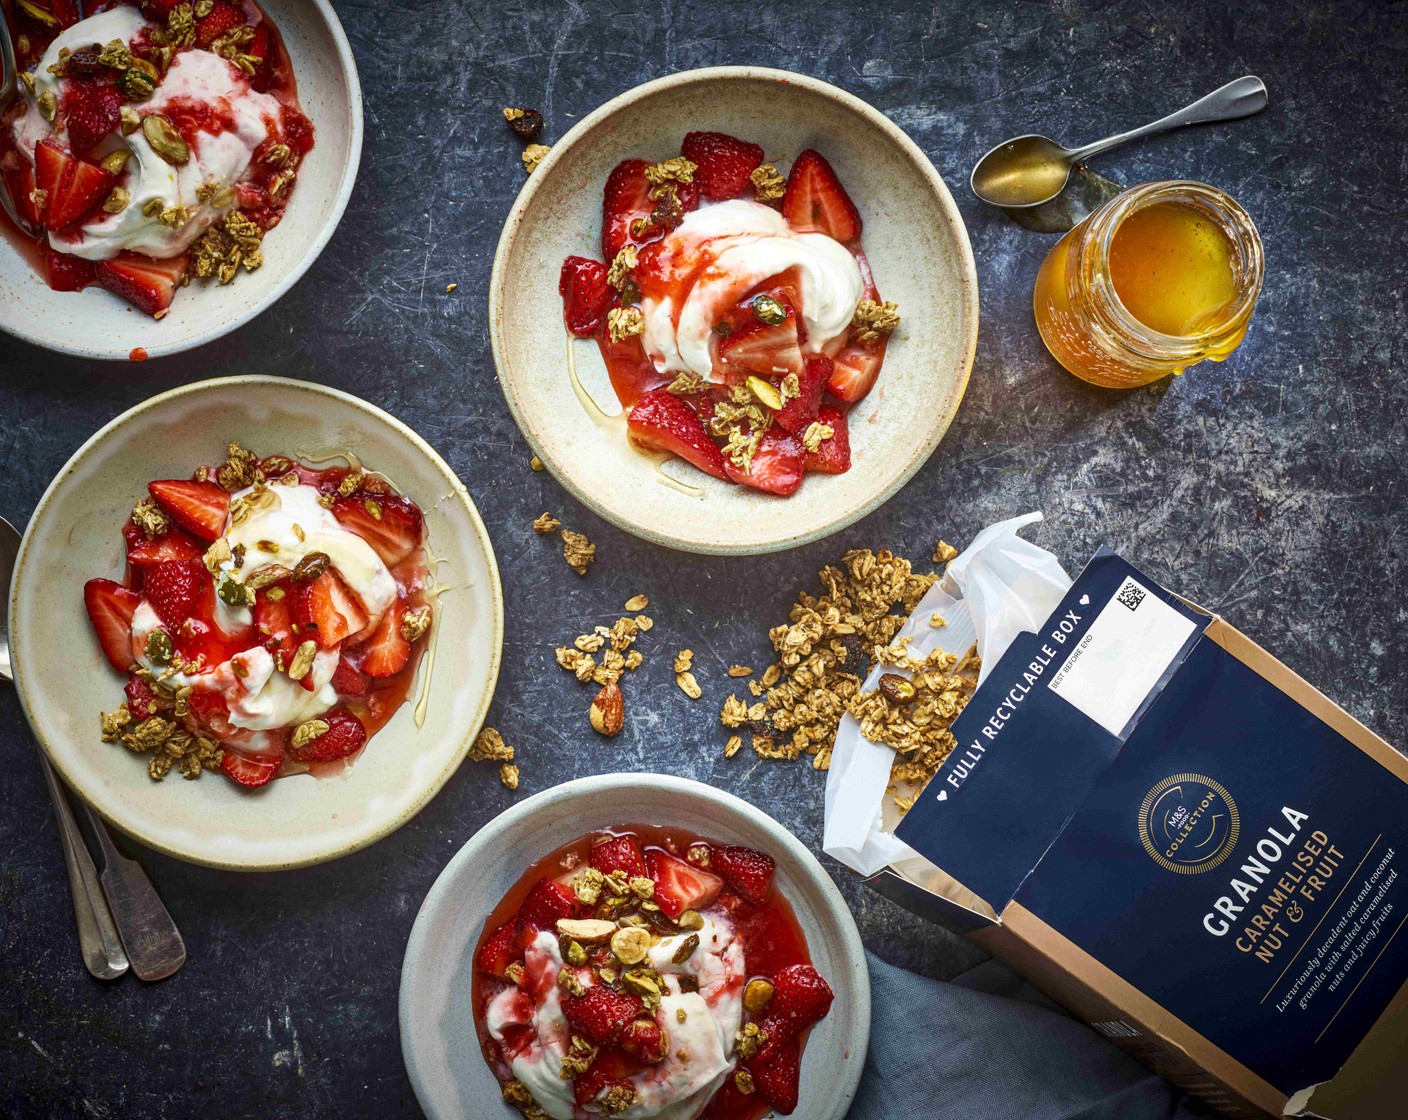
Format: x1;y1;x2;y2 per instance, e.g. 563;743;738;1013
1138;773;1240;875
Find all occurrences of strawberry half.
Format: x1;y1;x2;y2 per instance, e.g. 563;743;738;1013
711;844;776;905
43;248;95;292
95;252;189;316
515;877;577;934
561;984;645;1047
195;1;245;47
627;390;728;481
589;834;647;879
681;130;764;201
716;299;804;382
559;255;612;338
83;579;139;672
360;597;409;677
646;850;724;920
602;158;658;262
147;479;229;541
253;585;297;661
331;655;371;698
330;494;423;567
34;138;114;232
724;426;806;496
774;356;829;435
221;750;279;788
475;922;521;980
294;570;370;651
286;706;366;763
804;401;851;474
748;1036;802;1114
127;527;205;569
826;342;884;404
757;963;835;1060
142;557;213;633
782;149;861;243
62;83;122;157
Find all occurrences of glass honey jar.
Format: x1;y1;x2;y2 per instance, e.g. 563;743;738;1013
1033;180;1264;388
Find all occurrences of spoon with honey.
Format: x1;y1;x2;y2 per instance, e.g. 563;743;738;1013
971;76;1268;209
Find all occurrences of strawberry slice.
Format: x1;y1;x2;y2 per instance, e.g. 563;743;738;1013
83;579;139;672
589;834;647;879
646;850;724;920
602;158;658;262
515;877;577;934
826;342;884;403
559;255;612;338
681;131;764;202
561;984;645;1047
627;390;728;481
716;299;804;382
724;426;806;496
286;706;366;763
330;494;423;567
331;655;371;697
34;138;114;232
757;963;835;1059
142;557;213;633
147;479;229;541
748;1036;802;1114
62;83;122;156
620;1017;669;1063
574;1049;644;1106
95;252;189;316
294;570;370;651
1;152;41;229
253;586;297;660
804;401;851;474
43;248;95;292
711;844;776;905
475;922;522;980
127;527;205;569
782;149;861;243
195;0;245;47
124;673;160;720
221;750;279;788
774;356;829;435
359;597;408;677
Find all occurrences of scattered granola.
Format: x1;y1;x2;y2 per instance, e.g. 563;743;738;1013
191;211;265;285
801;420;835;453
521;144;551;174
499;763;520;790
727;665;753;677
606;244;637;290
445;282;458;293
100;696;222;781
606;305;645;343
934;539;958;563
561;530;596;575
529;455;545;471
624;594;650;612
750;162;786;201
851;299;901;342
532;511;561;534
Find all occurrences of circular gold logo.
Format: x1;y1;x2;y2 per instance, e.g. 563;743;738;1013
1139;773;1240;875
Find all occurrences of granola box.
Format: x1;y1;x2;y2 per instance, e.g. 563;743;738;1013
880;548;1408;1119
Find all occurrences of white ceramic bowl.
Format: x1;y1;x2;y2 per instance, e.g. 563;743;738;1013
491;66;979;555
0;0;362;360
9;376;503;870
400;773;870;1120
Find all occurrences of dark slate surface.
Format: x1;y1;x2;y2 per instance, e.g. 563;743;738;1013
2;0;1405;1116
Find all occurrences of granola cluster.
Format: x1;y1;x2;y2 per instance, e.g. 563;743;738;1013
100;679;223;781
470;727;520;790
531;506;597;576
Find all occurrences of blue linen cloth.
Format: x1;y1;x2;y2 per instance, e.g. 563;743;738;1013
850;952;1217;1119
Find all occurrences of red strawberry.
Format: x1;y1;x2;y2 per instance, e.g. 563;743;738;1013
187;688;232;737
763;964;835;1044
221;750;279;788
476;922;521;980
63;83;122;156
774;356;829;435
626;390;728;481
330;494;423;567
516;877;577;934
724;426;805;496
286;706;366;763
620;1017;668;1063
716;300;804;382
96;251;189;316
681;131;764;202
253;586;297;660
561;984;645;1046
293;570;370;651
804;401;851;474
331;655;371;697
826;342;884;403
646;850;724;920
360;597;410;677
589;834;647;879
147;479;229;541
195;1;245;47
124;673;159;721
34;138;114;231
783;149;861;242
711;844;776;905
127;527;205;568
748;1037;802;1114
573;1051;642;1107
1;152;40;229
142;557;213;632
43;248;95;292
559;255;612;338
140;1;186;17
602;158;658;261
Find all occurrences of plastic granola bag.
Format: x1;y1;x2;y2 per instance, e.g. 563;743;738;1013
822;512;1072;877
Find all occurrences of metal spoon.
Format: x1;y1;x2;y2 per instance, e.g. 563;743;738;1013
0;515;185;981
971;75;1269;209
0;6;42;237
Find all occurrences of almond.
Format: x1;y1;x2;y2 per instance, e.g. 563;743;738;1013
589;681;624;737
556;918;617;943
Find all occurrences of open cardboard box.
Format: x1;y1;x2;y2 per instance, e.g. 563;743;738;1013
870;550;1408;1119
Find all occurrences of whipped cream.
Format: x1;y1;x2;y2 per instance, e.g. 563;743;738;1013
640;199;865;378
11;7;283;260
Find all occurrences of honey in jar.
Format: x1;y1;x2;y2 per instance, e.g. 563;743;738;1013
1033;181;1264;388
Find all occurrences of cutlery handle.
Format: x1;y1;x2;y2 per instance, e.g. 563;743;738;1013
38;755;128;979
81;802;187;982
1071;76;1269;162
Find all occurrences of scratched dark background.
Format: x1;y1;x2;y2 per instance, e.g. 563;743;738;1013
2;0;1406;1116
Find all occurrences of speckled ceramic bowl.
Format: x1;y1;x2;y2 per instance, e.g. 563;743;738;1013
0;0;361;361
399;773;870;1120
490;66;978;555
8;377;503;871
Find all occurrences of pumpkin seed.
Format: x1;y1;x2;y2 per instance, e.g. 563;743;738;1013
142;114;190;165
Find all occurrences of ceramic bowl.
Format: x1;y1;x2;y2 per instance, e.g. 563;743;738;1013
490;66;978;555
0;0;362;361
8;376;503;871
400;773;870;1120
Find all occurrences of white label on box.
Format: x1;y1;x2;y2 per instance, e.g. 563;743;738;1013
1047;577;1197;736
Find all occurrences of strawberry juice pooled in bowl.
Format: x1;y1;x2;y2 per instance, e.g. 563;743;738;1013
473;827;834;1119
83;442;432;789
559;132;900;498
0;0;313;316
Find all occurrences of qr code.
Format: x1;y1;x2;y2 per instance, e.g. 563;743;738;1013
1116;580;1146;612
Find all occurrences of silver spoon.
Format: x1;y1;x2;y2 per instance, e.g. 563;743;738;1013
0;515;185;981
971;75;1269;209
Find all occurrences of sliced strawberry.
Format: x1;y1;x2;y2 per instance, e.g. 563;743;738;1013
127;527;205;569
724;426;805;496
475;922;521;980
620;1017;668;1064
43;248;95;292
561;984;645;1047
748;1037;801;1114
62;83;122;156
515;877;577;934
187;688;232;738
646;850;724;920
294;571;371;651
602;158;658;262
83;583;138;670
142;557;213;632
360;597;409;677
252;586;297;660
805;401;851;474
331;655;371;697
574;1051;642;1107
34;138;114;231
95;252;188;316
758;963;835;1056
147;479;229;541
783;149;861;243
716;300;804;382
124;673;160;720
589;834;647;879
287;706;366;763
221;750;279;788
711;844;776;905
774;356;829;435
681;130;764;202
827;342;884;403
627;390;728;481
330;494;423;567
559;255;612;338
1;152;40;229
195;0;245;47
